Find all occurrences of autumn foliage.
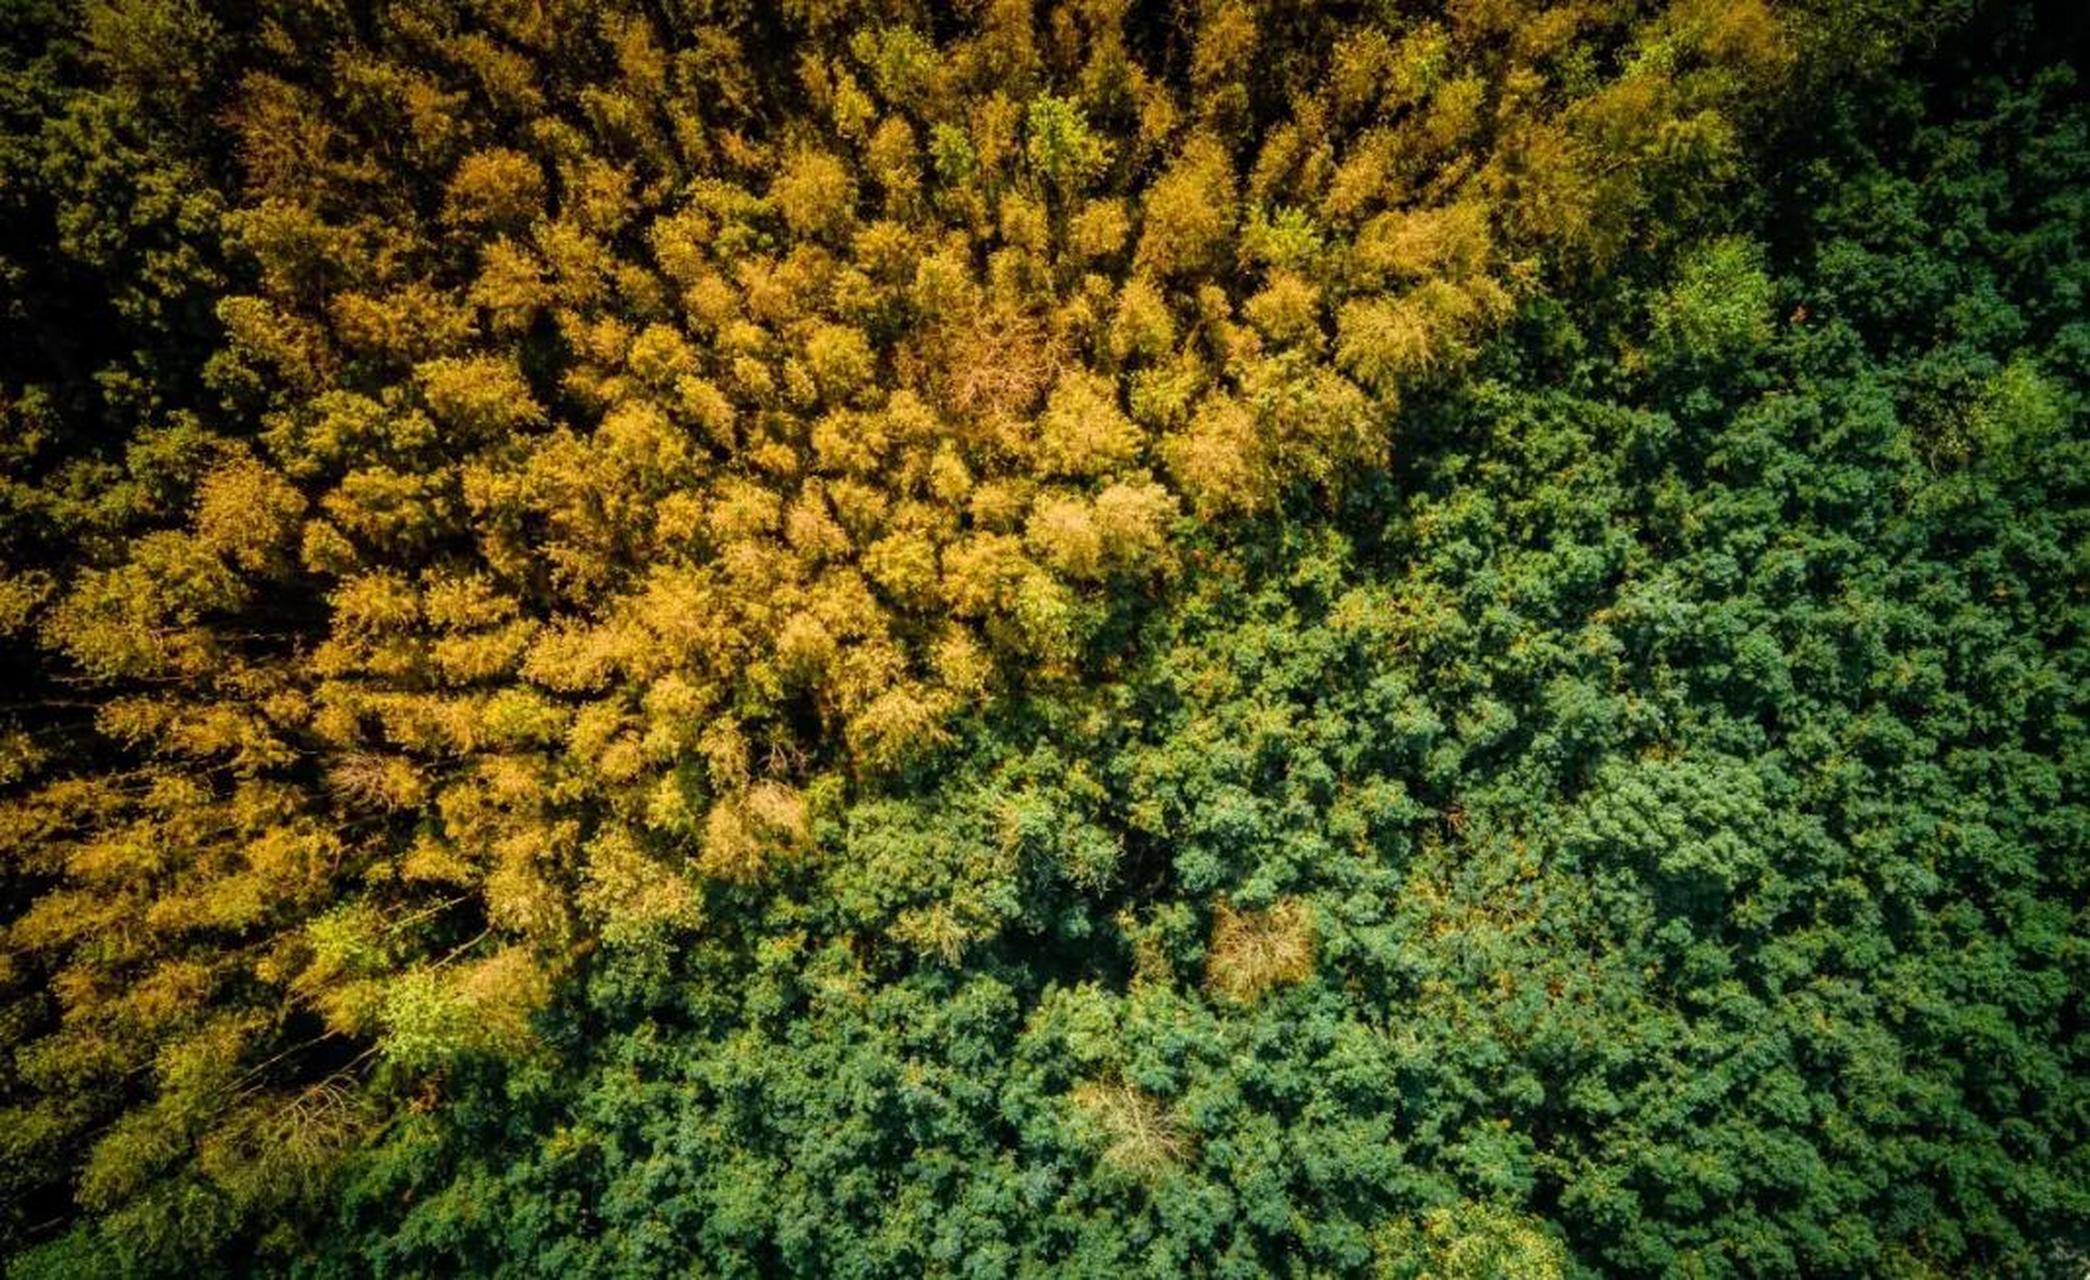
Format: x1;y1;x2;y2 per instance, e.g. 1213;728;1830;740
0;0;2084;1275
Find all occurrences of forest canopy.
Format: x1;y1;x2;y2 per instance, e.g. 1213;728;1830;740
0;0;2084;1275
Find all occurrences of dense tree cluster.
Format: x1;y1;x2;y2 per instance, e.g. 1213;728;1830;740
0;0;2083;1276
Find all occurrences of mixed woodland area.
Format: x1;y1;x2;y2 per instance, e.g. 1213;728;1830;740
0;0;2084;1274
